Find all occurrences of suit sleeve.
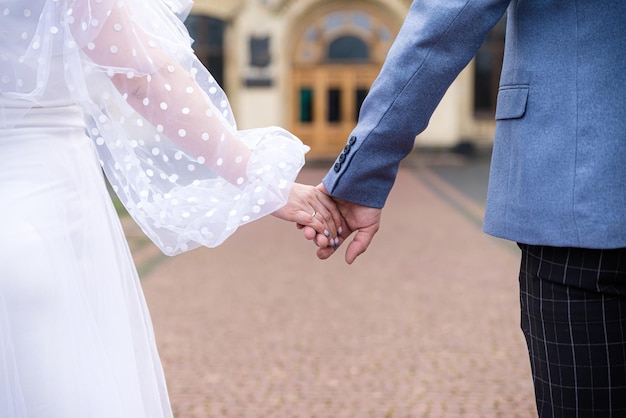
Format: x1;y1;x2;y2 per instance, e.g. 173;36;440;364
323;0;510;208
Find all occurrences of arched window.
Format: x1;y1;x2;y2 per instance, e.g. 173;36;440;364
184;15;226;88
327;35;370;62
294;10;394;66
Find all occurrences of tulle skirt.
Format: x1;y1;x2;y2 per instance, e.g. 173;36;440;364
0;105;172;417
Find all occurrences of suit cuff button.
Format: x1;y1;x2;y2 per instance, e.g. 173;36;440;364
334;162;341;172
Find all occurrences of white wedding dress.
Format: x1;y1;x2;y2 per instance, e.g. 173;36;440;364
0;1;307;416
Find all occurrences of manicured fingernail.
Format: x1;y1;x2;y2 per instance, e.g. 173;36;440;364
338;226;343;237
324;229;330;237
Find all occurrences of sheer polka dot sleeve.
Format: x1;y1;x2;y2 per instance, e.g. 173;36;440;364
7;0;308;255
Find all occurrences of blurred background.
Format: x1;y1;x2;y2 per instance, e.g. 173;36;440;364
120;1;537;417
185;0;506;159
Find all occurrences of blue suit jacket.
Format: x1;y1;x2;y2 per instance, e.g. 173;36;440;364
323;0;626;248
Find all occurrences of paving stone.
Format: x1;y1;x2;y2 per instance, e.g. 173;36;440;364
132;164;538;418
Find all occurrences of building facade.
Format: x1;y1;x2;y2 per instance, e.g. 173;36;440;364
187;0;504;158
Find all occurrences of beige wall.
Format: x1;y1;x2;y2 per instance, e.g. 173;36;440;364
190;0;496;149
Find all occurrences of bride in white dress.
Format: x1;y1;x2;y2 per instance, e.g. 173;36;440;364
0;0;340;416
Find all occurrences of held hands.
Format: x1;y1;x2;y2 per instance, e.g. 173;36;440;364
303;184;382;264
271;183;343;249
273;182;382;264
316;184;382;264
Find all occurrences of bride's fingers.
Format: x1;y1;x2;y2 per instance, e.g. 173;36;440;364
290;208;335;244
310;206;335;238
316;245;337;260
307;192;345;240
278;184;342;247
315;192;343;238
299;225;339;249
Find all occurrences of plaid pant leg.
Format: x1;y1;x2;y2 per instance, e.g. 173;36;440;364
518;245;626;418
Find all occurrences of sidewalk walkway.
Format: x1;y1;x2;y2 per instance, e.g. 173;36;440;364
125;159;538;418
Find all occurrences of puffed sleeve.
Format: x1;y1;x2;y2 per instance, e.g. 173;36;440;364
54;0;307;255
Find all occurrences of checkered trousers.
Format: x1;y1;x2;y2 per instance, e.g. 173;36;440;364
518;244;626;418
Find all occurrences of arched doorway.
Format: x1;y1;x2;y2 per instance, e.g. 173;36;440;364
291;7;397;158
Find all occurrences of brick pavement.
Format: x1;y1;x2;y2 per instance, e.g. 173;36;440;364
126;160;538;418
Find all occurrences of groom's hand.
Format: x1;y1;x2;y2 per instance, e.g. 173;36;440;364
310;184;382;264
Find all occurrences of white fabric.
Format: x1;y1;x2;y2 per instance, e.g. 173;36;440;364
1;0;308;255
0;106;171;417
0;0;308;416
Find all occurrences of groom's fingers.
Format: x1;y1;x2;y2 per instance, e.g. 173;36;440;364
317;231;373;263
344;228;376;264
316;246;337;260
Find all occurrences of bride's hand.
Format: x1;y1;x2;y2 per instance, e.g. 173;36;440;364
271;183;343;248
